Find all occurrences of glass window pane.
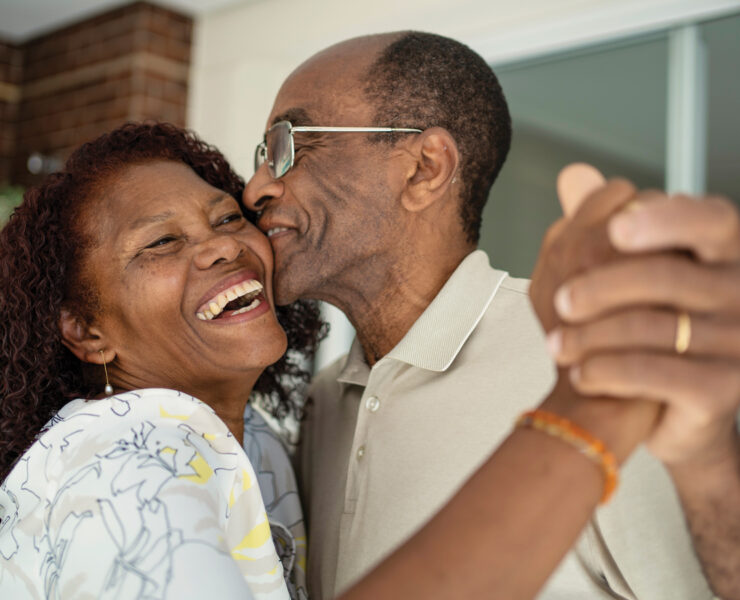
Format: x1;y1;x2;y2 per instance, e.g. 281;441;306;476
481;36;668;277
704;13;740;205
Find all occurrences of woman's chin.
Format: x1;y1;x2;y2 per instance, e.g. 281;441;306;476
223;326;289;372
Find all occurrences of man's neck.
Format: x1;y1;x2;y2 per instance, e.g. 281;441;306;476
321;248;472;366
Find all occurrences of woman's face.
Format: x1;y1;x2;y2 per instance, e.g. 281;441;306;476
77;160;288;395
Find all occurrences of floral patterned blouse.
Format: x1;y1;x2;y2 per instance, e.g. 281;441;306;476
0;389;290;599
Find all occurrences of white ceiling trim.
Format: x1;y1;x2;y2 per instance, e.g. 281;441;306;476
467;0;740;66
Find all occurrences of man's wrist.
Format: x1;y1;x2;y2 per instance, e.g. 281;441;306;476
669;430;740;495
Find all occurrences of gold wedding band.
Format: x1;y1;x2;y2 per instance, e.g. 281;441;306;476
675;311;691;354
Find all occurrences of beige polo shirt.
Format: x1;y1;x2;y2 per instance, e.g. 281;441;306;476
299;250;713;600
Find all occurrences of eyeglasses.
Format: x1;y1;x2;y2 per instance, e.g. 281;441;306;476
254;120;423;179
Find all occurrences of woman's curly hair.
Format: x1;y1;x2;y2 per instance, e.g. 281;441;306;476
0;122;326;480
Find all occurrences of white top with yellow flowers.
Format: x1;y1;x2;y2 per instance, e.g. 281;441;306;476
0;388;289;600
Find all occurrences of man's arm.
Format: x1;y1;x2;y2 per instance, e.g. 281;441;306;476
535;171;740;599
669;435;740;600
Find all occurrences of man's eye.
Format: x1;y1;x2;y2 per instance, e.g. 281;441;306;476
145;235;177;249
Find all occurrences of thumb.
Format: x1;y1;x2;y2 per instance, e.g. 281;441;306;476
557;163;606;218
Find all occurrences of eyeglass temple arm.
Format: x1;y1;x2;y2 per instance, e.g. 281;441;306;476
290;126;423;133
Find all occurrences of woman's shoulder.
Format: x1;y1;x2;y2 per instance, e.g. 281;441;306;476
0;390;285;599
42;388;233;448
52;387;224;429
3;388;248;500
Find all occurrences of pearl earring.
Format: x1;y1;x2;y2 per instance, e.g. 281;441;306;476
100;350;114;396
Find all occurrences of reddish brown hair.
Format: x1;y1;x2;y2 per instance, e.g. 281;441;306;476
0;122;325;480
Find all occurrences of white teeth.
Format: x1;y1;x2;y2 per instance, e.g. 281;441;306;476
267;227;289;237
232;298;261;315
196;279;264;321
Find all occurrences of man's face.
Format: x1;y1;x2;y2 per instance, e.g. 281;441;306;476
243;42;407;306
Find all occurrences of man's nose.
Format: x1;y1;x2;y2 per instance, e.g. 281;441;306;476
243;165;284;212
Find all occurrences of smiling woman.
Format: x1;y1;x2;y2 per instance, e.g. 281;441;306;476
0;122;324;599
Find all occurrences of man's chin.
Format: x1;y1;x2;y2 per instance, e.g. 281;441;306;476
273;275;302;306
274;260;326;306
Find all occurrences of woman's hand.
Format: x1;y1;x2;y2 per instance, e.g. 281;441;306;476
529;164;659;463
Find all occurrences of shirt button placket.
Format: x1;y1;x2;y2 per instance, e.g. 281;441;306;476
365;395;381;412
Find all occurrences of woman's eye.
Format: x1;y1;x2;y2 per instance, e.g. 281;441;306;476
217;213;244;226
145;235;177;249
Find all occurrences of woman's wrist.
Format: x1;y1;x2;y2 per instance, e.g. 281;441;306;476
537;376;660;466
517;409;619;503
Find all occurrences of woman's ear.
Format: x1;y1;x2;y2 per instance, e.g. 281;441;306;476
58;307;111;365
401;127;460;212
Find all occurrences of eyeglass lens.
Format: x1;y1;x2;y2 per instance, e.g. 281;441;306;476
266;122;293;178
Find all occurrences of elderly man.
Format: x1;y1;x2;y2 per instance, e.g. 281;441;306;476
245;31;740;599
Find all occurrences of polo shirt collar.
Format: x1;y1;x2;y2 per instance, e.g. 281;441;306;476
385;250;506;371
336;336;370;386
336;250;507;382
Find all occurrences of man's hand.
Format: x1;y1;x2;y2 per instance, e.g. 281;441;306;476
530;163;740;599
547;188;740;467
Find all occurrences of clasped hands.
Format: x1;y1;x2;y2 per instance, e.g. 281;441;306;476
530;163;740;474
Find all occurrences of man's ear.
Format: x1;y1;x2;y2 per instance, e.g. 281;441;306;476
58;307;112;365
401;127;460;212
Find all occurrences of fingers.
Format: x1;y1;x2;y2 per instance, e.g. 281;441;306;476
609;193;740;263
549;309;740;365
570;177;637;226
556;163;606;218
570;352;740;418
555;255;740;322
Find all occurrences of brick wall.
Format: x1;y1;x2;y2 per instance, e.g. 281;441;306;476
7;1;192;187
0;41;22;183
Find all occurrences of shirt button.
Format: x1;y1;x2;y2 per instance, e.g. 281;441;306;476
356;445;366;460
365;395;380;412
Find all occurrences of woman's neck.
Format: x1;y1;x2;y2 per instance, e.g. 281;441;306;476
183;381;255;446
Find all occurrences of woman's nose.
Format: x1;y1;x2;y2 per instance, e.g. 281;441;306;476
194;233;243;270
243;165;284;212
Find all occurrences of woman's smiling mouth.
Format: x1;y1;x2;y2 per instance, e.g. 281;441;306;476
196;279;264;320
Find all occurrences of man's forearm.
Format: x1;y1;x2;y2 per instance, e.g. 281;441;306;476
670;431;740;600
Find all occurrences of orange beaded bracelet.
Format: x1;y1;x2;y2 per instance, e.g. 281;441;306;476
516;409;619;504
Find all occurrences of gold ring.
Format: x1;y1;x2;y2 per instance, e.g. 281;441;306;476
675;312;691;354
